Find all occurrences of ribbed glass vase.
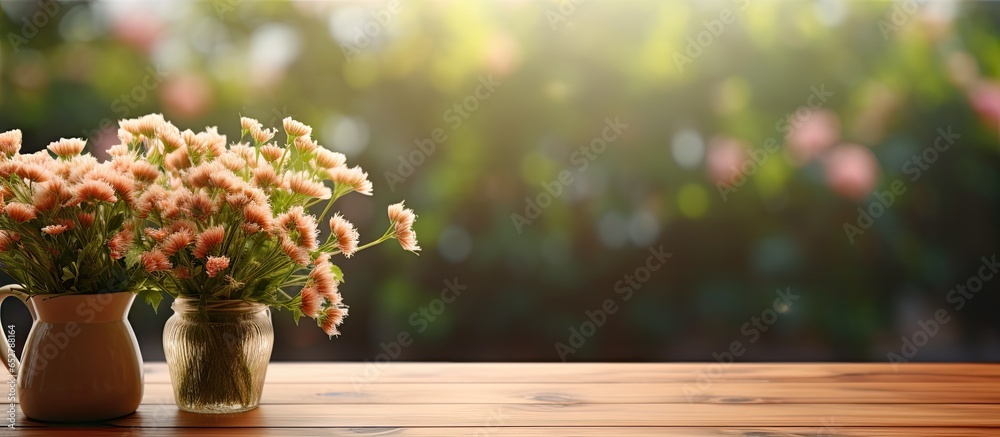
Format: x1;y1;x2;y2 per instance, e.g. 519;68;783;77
163;297;273;414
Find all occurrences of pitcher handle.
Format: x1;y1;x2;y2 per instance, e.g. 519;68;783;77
0;285;31;377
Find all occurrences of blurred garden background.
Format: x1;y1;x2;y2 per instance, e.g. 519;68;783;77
1;0;999;362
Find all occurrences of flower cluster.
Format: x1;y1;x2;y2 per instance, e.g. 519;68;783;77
0;131;151;296
120;114;418;336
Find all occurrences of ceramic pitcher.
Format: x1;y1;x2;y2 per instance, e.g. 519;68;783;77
0;285;143;422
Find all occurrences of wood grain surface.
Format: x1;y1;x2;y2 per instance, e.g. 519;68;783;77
7;362;997;435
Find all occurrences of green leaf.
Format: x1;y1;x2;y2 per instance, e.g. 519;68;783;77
291;306;302;325
106;213;125;232
138;289;164;312
61;264;77;282
330;264;344;283
125;246;144;268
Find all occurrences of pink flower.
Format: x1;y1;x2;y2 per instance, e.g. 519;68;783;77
161;229;194;256
169;220;197;234
241;117;261;133
184;163;220;188
230;144;258;167
109;226;134;260
218;153;246;172
77;212;95;228
239;186;269;205
120;113;165;137
41;224;68;236
136;185;168;218
193;226;225;259
287;171;331;199
141;250;172;272
705;136;748;184
328;166;372;196
0;161;20;179
89;167;136;205
823;143;879;201
260;144;284;162
300;285;323;318
0;130;22;156
106;144;129;159
786;109;841;165
321;306;347;337
65;155;98;183
205;255;230;278
13;163;53;184
47;138;87;158
250;125;277;144
156;123;185;153
282;117;312;138
281;235;310;266
387;201;408;223
203;127;228;159
130;161;161;183
72;180;118;204
225;192;252;209
174;267;191;279
160;189;189;219
329;214;359;257
144;227;168;242
32;180;67;212
54;218;75;231
20;150;53;165
4;202;37;223
313;149;346;169
0;231;20;252
310;253;339;302
293;136;318;153
243;203;274;233
165;147;191;172
253;165;280;189
388;201;420;253
276;206;319;250
396;225;420;253
115;125;135;144
207;170;242;192
969;80;1000;127
188;193;219;220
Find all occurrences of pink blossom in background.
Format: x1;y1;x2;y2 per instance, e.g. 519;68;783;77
968;80;1000;129
823;143;879;201
705;136;748;184
161;73;213;120
111;8;162;53
786;109;840;165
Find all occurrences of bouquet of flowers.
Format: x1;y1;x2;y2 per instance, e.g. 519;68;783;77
0;129;156;298
117;112;420;332
115;113;419;410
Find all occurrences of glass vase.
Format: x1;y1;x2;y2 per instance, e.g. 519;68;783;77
163;297;273;414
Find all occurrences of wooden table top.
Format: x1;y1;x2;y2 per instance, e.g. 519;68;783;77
10;362;1000;435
